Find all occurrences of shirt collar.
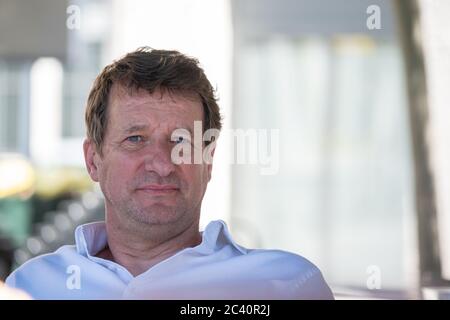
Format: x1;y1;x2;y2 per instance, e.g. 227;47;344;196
74;219;247;259
75;221;108;258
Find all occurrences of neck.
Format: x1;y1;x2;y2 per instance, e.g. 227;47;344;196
98;215;202;277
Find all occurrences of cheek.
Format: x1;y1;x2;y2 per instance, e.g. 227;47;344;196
181;165;210;196
99;156;139;193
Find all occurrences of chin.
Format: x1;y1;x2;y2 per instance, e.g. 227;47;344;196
130;204;183;225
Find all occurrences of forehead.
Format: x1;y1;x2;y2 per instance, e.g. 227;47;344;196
107;84;204;128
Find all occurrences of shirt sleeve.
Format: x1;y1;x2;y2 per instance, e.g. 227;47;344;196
293;268;334;300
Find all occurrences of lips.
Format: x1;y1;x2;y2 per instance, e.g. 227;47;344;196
136;184;179;194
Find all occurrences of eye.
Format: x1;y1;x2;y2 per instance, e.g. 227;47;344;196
172;135;191;145
126;135;143;143
174;136;185;144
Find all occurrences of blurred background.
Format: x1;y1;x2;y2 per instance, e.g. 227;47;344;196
1;0;450;299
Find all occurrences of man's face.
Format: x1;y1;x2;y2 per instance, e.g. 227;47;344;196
84;85;213;226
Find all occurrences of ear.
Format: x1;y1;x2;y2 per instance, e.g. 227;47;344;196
206;145;216;182
83;139;100;182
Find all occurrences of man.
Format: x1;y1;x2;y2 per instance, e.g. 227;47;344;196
6;47;333;299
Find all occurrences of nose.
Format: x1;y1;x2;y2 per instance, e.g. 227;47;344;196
143;141;176;177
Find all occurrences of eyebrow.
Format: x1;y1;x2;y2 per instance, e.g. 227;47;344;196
123;124;149;134
122;123;195;135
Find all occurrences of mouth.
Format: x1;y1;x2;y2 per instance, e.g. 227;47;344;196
136;184;180;195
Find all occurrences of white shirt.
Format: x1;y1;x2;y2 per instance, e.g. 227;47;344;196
6;220;333;299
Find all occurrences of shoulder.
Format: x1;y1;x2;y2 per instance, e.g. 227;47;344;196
244;248;319;273
244;248;334;299
5;245;80;298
